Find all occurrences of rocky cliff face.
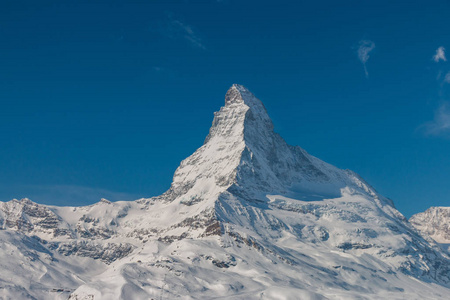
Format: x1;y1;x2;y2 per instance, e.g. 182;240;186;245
1;84;450;300
410;207;450;243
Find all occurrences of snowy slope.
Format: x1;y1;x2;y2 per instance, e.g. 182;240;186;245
1;84;450;299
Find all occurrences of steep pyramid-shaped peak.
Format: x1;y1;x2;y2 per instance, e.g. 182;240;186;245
165;84;380;206
225;84;266;111
225;84;272;125
205;84;273;144
167;84;276;203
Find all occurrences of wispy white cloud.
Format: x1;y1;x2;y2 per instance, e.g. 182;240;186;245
444;72;450;83
433;46;447;62
159;15;206;50
421;102;450;137
357;40;375;78
419;47;450;138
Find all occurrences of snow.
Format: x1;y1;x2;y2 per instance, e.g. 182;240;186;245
410;206;450;244
1;84;450;299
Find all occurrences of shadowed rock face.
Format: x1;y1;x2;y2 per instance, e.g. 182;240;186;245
1;85;450;300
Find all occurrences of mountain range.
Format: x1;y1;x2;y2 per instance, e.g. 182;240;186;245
1;84;449;300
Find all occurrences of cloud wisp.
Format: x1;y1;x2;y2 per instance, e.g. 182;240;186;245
159;15;206;50
419;47;450;138
444;72;450;84
421;102;450;137
357;40;375;78
433;46;447;62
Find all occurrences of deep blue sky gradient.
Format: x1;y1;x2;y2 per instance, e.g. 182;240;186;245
1;0;450;217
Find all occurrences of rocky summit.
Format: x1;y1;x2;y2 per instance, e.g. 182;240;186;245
1;84;450;300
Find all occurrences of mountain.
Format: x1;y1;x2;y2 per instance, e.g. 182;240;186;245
1;84;450;299
410;207;450;244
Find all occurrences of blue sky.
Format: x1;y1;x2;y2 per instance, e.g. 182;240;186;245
1;0;449;218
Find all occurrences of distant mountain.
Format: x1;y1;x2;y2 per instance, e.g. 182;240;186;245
1;84;450;300
410;207;450;244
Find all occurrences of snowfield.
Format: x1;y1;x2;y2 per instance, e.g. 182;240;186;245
1;84;450;299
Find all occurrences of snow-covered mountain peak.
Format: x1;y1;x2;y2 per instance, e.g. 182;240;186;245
166;84;384;206
227;84;273;131
204;84;271;143
410;206;450;243
2;85;450;299
225;84;259;106
225;84;270;117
